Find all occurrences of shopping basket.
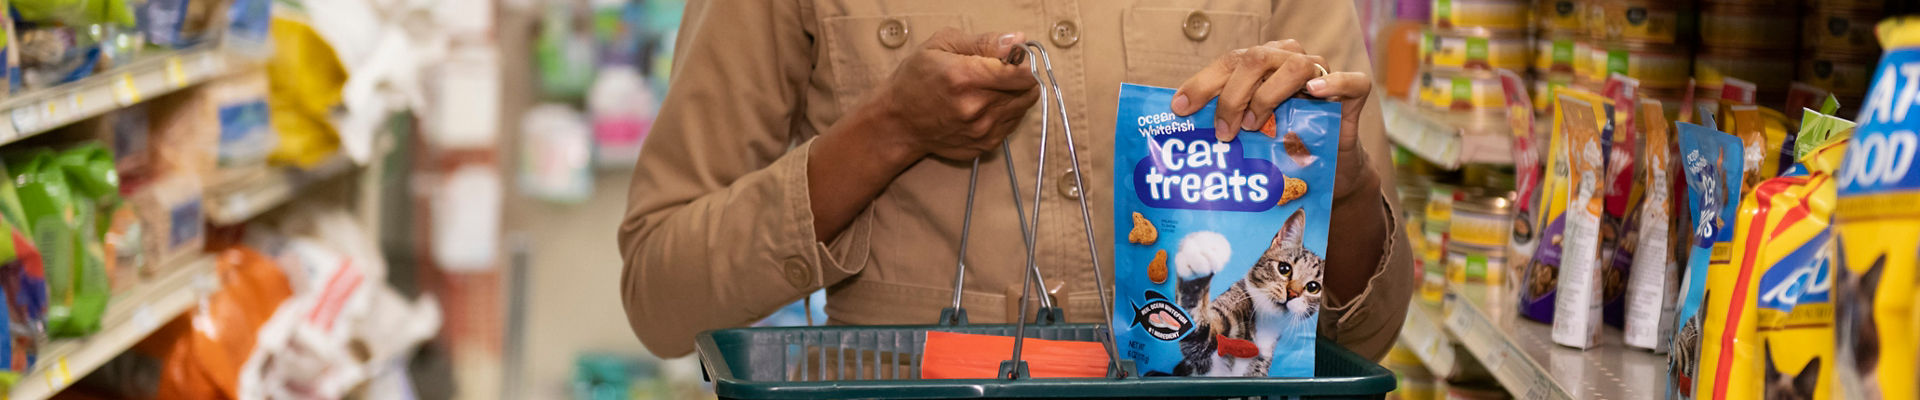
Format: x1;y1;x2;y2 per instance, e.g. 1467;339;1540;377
694;42;1394;399
695;324;1396;399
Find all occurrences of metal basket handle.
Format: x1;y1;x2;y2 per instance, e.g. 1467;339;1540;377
939;41;1127;380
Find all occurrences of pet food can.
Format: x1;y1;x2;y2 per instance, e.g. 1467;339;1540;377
1804;8;1886;56
1597;0;1688;44
1426;68;1508;112
1695;47;1797;96
1800;51;1880;98
1580;40;1694;89
1434;0;1532;31
1535;0;1583;32
1531;69;1575;115
1699;4;1800;50
1534;30;1579;73
1430;27;1532;71
1422;184;1457;303
1448;190;1513;284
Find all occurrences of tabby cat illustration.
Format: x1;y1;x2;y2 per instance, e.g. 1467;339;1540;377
1672;291;1708;396
1168;209;1323;377
1764;342;1822;400
1835;253;1885;400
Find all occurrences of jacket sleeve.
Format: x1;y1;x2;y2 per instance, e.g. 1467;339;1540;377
1271;0;1416;361
618;0;873;358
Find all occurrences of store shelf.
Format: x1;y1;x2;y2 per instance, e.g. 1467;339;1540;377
204;155;358;225
9;254;221;400
1399;300;1458;377
1382;97;1516;168
0;45;228;145
1441;282;1671;400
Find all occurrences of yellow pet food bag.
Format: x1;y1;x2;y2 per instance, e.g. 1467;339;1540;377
1833;16;1920;400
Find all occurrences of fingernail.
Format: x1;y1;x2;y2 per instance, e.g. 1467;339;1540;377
1172;95;1190;112
1307;78;1328;94
1241;111;1259;130
999;33;1019;47
1216;119;1234;141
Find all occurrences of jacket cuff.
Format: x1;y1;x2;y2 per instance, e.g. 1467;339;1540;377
781;139;873;290
1318;193;1415;361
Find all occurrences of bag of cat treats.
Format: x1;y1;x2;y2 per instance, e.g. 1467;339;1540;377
1517;90;1585;323
1697;137;1845;400
1625;99;1679;352
1832;16;1920;400
1550;91;1611;349
1783;97;1855;177
1599;76;1641;329
1498;70;1543;274
1668;117;1747;400
1726;105;1792;194
1112;83;1337;378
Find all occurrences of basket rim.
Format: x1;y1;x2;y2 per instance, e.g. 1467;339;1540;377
694;323;1396;399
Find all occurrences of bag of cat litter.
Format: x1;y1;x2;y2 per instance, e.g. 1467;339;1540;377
1517;90;1584;324
1832;16;1920;400
1697;137;1844;400
1112;83;1337;378
1668;118;1747;400
1625;99;1680;352
1550;91;1610;349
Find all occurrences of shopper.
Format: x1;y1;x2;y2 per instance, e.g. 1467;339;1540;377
618;1;1413;362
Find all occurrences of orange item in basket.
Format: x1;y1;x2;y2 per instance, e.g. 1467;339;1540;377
920;331;1111;379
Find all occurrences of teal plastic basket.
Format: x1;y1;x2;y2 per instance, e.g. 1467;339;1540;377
695;323;1396;399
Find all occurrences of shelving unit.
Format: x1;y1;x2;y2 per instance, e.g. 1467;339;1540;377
9;255;221;400
1382;97;1517;168
0;45;228;145
1441;282;1670;400
205;155;358;225
1398;300;1458;377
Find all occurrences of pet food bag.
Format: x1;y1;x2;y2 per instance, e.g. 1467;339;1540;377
1625;99;1679;352
1600;77;1642;330
1832;16;1920;400
1697;137;1844;400
1112;84;1337;378
1498;70;1543;273
1669;119;1747;400
1518;91;1583;323
1550;91;1610;349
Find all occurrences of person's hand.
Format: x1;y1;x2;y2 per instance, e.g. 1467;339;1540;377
868;29;1041;161
1170;40;1372;154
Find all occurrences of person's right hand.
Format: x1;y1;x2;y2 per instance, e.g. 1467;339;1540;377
869;29;1040;161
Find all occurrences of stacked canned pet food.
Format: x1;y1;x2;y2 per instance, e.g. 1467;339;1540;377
1800;0;1887;107
1694;0;1797;106
1419;0;1529;127
1564;0;1694;113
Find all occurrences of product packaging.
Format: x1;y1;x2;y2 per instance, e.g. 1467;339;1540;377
1700;138;1845;400
1624;99;1678;352
1112;84;1336;377
1669;117;1748;400
1499;70;1543;289
205;69;277;168
1832;16;1920;400
1599;76;1641;329
1550;91;1610;349
1519;90;1580;323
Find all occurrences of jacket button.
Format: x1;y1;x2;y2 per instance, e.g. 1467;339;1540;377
1058;168;1084;200
1184;11;1212;41
878;19;909;48
1050;20;1079;48
783;258;812;288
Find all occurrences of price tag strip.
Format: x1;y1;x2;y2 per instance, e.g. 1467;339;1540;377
1443;287;1573;400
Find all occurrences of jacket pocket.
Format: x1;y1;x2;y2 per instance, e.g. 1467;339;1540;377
1122;7;1267;88
821;14;971;110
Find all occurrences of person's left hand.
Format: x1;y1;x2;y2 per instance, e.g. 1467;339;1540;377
1170;39;1375;198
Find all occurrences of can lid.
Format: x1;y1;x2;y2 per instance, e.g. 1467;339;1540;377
1452;189;1514;213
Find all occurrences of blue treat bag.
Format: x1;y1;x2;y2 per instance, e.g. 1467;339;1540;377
1111;84;1337;377
1667;121;1746;400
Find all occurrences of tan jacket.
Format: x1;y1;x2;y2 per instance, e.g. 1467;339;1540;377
619;0;1415;362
